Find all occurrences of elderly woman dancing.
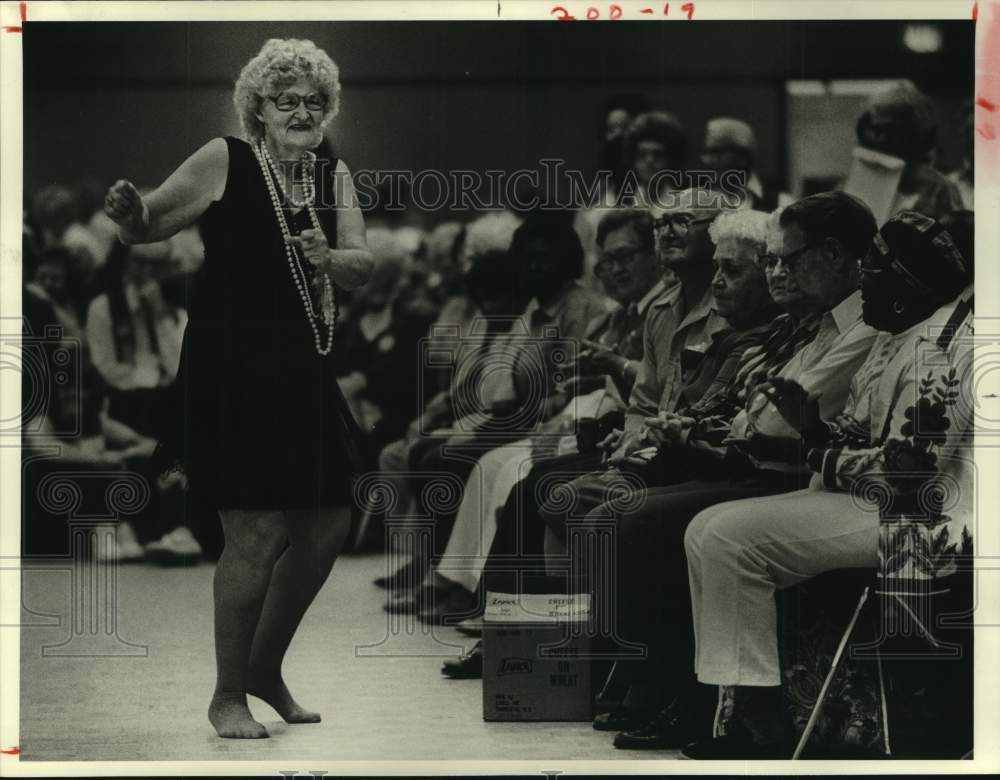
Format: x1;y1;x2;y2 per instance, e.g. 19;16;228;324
104;39;373;739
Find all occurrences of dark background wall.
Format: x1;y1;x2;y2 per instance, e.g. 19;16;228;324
24;20;974;205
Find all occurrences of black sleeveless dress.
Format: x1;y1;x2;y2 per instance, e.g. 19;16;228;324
153;136;364;510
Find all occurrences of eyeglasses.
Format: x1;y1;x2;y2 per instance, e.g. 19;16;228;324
652;213;716;235
858;252;888;277
268;92;328;112
757;240;824;272
595;247;649;274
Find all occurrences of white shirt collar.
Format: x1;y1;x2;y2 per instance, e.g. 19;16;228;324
825;289;864;334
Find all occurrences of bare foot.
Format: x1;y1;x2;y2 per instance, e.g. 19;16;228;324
248;675;321;724
208;691;269;738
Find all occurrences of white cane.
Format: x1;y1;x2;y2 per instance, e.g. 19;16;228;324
792;586;870;760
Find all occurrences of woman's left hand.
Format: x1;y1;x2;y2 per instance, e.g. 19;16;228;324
288;228;331;271
288;228;333;298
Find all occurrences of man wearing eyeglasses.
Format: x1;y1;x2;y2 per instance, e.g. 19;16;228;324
727;191;880;466
554;193;881;751
536;190;730;560
610;194;729;463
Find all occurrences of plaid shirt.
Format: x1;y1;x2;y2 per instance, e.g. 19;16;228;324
685;312;822;448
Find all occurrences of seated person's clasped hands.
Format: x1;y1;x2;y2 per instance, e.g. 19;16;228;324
641;411;695;448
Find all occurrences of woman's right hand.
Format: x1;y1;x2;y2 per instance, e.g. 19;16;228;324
756;377;822;436
104;179;147;233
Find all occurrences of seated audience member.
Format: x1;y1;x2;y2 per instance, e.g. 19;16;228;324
580;192;879;748
31;184;80;249
385;213;614;599
31;184;102;296
387;225;436;320
439;192;728;676
534;194;734;561
25;245;87;345
358;214;524;555
406;209;668;623
433;211;615;435
22;246;165;559
414;221;475;401
85;239;200;564
854;80;964;220
699;117;790;211
86;240;186;431
575;94;652;288
416;220;467;310
335;228;437;459
622;111;687;209
155;224;207;322
602;94;653;199
22;245;106;467
681;212;970;759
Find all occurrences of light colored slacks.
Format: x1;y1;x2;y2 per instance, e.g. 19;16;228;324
684;486;879;687
437;439;536;592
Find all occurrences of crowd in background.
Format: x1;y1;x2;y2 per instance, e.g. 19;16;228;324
20;77;976;757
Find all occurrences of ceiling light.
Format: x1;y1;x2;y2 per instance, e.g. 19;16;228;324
903;24;943;54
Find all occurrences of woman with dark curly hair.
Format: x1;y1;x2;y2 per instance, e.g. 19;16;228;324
622;110;687;207
854;81;964;220
104;38;373;739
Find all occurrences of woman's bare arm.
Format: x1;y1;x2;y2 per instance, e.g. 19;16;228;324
328;160;374;290
109;138;229;244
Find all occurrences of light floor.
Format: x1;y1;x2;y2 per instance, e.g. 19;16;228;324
17;552;677;764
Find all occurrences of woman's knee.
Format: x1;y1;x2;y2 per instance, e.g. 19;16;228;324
219;509;287;561
287;510;351;560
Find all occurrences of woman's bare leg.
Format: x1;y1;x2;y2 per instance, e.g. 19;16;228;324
247;506;352;723
209;509;289;739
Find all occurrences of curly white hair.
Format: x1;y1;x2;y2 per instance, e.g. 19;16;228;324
708;208;770;249
233;39;342;142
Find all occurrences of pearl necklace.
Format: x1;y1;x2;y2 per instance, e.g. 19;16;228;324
254;140;338;356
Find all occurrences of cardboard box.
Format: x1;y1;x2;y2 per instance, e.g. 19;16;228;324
482;592;591;722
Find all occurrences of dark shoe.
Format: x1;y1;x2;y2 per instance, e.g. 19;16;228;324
441;640;482;679
374;556;429;591
593;708;650;732
383;584;438;614
613;706;700;750
417;584;479;625
680;726;793;760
